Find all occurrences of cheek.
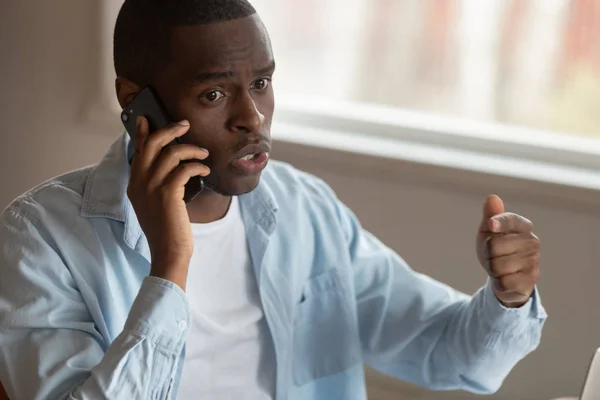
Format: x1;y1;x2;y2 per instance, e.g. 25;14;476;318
185;112;223;146
183;127;222;157
171;92;223;134
163;93;231;157
186;122;236;164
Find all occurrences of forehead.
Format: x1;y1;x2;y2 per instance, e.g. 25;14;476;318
168;15;273;75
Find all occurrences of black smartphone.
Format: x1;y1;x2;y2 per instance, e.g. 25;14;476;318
121;86;204;204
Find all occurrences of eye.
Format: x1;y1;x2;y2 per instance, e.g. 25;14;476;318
253;78;271;91
202;90;225;102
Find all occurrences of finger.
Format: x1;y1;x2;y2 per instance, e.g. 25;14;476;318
486;232;540;259
478;194;504;232
492;268;539;296
483;194;504;219
135;116;149;155
489;212;533;234
161;162;211;196
149;144;209;186
130;116;150;178
487;252;539;278
137;120;191;171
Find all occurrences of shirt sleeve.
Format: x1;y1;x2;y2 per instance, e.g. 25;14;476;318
0;208;189;400
327;188;547;394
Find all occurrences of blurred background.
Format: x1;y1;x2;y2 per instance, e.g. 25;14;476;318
1;1;600;399
255;0;600;137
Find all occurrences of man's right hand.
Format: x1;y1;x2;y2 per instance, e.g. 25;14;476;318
127;116;210;290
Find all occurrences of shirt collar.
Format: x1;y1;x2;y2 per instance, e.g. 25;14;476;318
81;132;279;254
81;132;132;222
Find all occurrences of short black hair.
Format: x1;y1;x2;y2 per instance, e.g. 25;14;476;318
113;0;257;85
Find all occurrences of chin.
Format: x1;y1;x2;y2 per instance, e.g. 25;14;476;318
205;174;262;196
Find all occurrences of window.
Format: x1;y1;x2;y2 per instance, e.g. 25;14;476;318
92;0;600;188
253;0;600;139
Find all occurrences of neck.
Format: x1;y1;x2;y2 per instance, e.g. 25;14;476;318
186;189;232;224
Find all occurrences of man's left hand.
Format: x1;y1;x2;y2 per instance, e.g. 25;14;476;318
476;195;540;308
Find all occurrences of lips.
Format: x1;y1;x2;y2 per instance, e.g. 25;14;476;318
229;142;271;175
232;142;272;160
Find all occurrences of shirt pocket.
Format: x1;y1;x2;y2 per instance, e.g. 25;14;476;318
292;268;362;386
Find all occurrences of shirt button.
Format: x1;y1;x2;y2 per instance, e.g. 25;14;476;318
178;320;188;331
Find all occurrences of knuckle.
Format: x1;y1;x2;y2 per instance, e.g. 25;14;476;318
498;275;515;292
144;132;159;146
148;130;173;149
498;279;509;292
526;219;534;230
184;161;207;175
523;234;540;253
181;162;196;173
486;236;500;256
488;259;505;277
164;145;179;158
495;277;509;292
516;214;533;229
145;180;158;194
509;213;531;226
495;215;508;227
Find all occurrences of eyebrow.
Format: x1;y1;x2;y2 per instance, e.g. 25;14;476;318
255;61;276;77
190;61;276;86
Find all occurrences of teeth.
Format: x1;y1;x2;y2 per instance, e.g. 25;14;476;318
241;154;255;161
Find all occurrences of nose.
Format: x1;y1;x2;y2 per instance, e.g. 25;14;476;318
228;92;265;134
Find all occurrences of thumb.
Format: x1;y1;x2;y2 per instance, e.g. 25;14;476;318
479;194;504;232
483;194;504;219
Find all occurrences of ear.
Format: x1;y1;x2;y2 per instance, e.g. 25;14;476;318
115;77;141;110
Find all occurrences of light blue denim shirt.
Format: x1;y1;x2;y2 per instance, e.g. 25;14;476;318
0;133;546;400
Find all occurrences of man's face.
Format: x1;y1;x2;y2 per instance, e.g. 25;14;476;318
154;15;275;196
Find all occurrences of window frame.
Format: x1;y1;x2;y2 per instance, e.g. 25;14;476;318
88;0;600;198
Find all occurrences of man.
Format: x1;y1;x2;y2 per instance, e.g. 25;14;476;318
0;0;546;399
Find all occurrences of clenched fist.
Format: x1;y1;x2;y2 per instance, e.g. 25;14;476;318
476;195;540;308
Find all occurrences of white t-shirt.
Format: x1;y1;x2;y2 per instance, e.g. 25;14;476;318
177;197;276;399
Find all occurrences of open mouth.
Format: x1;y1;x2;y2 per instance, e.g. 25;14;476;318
230;152;270;175
239;153;261;161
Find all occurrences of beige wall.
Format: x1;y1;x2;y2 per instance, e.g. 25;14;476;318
277;142;600;400
0;1;119;209
2;2;600;400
